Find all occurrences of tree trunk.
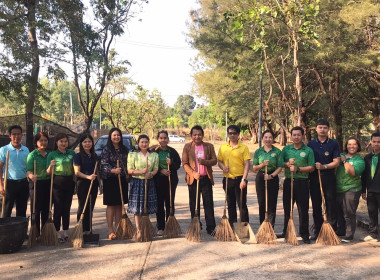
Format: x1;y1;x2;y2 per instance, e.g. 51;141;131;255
330;69;343;151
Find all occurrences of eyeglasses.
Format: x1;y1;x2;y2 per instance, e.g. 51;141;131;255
228;132;238;135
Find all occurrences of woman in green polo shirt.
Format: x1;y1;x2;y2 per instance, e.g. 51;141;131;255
253;130;283;227
46;133;75;243
336;137;365;242
26;132;50;236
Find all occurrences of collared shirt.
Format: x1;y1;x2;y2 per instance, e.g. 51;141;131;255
336;153;365;193
46;149;75;176
218;141;251;178
194;144;207;175
371;153;379;179
253;146;283;174
0;142;29;180
26;149;50;180
73;153;97;176
128;151;158;180
307;137;340;165
282;143;315;179
157;147;170;171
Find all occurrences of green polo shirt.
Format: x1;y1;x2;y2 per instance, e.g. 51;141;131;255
158;148;170;171
46;149;75;176
372;154;378;179
26;149;50;180
282;143;315;179
253;146;283;173
336;153;365;193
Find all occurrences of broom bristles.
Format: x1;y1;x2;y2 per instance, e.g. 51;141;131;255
68;220;84;248
185;216;201;242
163;215;182;238
212;216;235;242
316;222;341;245
285;218;299;246
116;214;136;240
256;221;277;244
134;215;154;242
27;222;38;248
40;218;58;246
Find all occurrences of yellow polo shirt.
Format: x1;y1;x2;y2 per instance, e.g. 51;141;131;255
218;141;251;178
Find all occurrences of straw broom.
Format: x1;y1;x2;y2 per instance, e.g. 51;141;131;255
285;171;298;246
116;160;135;239
316;170;340;245
163;160;181;238
28;161;38;248
186;160;202;242
1;151;9;218
256;166;277;244
134;156;154;242
212;159;235;241
69;162;98;248
40;167;58;246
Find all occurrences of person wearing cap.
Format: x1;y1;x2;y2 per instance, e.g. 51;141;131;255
307;119;340;240
279;126;315;244
218;125;251;228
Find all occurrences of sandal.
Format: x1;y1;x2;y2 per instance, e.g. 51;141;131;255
58;237;65;243
108;232;116;240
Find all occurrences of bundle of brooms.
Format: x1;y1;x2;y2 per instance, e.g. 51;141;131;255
27;161;38;248
316;170;340;245
116;160;135;239
134;156;155;242
256;166;277;244
163;161;181;238
69;162;98;248
185;161;201;242
212;159;235;241
285;171;298;246
40;168;58;246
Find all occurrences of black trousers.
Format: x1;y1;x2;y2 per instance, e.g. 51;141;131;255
283;178;309;238
155;174;178;230
188;177;216;233
29;179;50;235
336;189;361;238
255;172;279;226
4;179;29;217
309;172;337;234
367;192;380;238
76;179;98;232
223;177;249;226
52;175;75;231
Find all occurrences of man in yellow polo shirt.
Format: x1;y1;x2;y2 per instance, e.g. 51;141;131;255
217;125;251;227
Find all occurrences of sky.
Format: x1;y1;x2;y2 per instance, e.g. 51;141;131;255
116;0;200;107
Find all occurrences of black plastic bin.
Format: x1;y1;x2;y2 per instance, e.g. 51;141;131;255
0;217;28;254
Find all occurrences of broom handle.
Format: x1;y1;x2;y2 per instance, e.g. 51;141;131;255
117;160;126;215
168;159;173;214
318;170;328;222
79;162;98;220
144;155;148;215
265;165;268;217
290;171;294;217
33;160;37;216
195;160;200;215
49;165;54;216
240;187;243;222
224;159;229;216
1;150;10;218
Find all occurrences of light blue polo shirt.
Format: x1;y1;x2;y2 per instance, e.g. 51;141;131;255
0;142;29;180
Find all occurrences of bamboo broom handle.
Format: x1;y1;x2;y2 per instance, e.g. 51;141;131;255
195;160;200;215
224;159;229;216
265;165;268;218
168;158;173;214
318;170;328;222
79;162;98;220
1;150;10;218
144;155;148;215
290;171;294;217
48;166;54;217
33;160;37;216
117;160;126;215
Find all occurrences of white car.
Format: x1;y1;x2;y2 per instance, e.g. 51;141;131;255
169;135;185;143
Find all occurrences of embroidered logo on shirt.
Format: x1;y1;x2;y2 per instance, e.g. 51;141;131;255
271;153;276;157
68;155;73;159
300;152;306;158
325;151;330;156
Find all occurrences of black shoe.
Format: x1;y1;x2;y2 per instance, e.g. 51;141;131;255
341;236;353;243
207;228;215;235
276;232;285;238
336;231;346;237
310;233;319;241
302;237;311;244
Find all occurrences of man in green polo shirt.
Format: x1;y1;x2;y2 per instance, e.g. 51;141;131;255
218;125;251;227
279;126;315;244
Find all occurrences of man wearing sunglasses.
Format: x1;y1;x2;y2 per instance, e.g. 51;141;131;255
217;125;251;227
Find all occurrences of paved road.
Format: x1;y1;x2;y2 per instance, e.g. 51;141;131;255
1;143;379;280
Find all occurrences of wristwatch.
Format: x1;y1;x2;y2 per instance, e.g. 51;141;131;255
242;178;248;183
342;160;347;164
324;164;328;169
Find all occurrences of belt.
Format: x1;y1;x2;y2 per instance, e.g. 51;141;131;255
8;178;28;183
226;176;242;180
258;170;276;174
199;175;208;180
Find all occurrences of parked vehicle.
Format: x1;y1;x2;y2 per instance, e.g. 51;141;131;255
94;135;137;156
168;135;185;143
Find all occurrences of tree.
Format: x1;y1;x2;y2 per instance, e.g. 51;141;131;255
173;95;196;126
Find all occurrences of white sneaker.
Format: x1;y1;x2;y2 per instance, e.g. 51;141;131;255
363;235;378;242
157;230;164;236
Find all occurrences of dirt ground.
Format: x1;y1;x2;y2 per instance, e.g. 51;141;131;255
1;143;379;280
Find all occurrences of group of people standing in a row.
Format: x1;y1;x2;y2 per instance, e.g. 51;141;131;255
0;121;379;245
